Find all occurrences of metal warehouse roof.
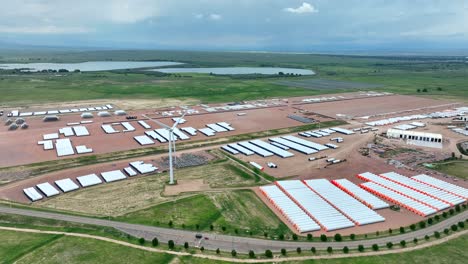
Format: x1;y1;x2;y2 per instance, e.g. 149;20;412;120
304;179;385;226
260;185;320;233
358;172;450;211
380;172;465;206
331;179;389;210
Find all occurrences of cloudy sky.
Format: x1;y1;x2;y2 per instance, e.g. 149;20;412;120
1;0;467;52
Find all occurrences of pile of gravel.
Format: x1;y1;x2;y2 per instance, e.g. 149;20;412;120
161;153;209;169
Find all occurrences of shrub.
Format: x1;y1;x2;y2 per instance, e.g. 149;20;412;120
168;220;173;227
334;233;342;242
451;224;458;232
400;240;406;247
442;212;448;218
222;226;226;231
327;247;333;253
444;228;450;235
388;228;393;234
292;234;298;240
307;234;313;240
196;224;200;230
296;247;302;254
343;246;349;253
410;224;416;231
210;224;214;231
265;249;273;258
386;242;393;249
358;245;364;252
320;234;327;242
434;231;441;238
413;238;418;244
264;232;268;238
455;205;461;212
184;242;189;249
249;250;255;258
138;237;145;245
449;209;455;215
419;221;426;228
168;240;175;249
311;247;316;254
350;233;356;240
200;246;204;252
152;237;159;247
181;223;185;229
434;215;440;221
399;227;405;233
425;235;430;240
428;218;433;225
216;248;220;254
376;231;380;236
279;234;285;240
372;244;379;251
231;250;237;257
458;221;465;228
281;248;287;256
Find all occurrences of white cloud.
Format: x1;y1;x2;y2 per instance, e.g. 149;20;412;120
284;2;318;14
209;14;222;20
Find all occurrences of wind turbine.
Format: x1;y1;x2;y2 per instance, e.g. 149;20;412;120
143;112;187;185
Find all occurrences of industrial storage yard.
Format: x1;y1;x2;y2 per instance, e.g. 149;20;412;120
1;90;467;244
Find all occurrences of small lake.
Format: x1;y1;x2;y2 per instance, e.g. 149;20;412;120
152;67;315;75
0;61;183;72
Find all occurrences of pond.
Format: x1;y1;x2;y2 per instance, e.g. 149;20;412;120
151;67;315;75
0;61;183;72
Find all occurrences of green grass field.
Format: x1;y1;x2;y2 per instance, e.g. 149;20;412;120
431;160;468;179
116;190;289;237
1;50;467;107
285;234;468;264
0;228;467;264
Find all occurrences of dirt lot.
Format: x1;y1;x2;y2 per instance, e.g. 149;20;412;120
298;94;458;119
0;94;457;168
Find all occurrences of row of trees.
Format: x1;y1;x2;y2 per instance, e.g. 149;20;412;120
133;219;466;258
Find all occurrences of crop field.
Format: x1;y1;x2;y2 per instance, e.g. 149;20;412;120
34;160;266;216
116;190;289;236
275;79;383;90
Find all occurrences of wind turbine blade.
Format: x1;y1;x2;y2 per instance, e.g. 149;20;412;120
171;111;187;129
143;114;171;130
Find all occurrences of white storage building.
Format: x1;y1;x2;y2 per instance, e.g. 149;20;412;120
386;128;442;143
276;180;355;231
259;185;320;233
304;179;385;225
331;179;389;209
77;174;103;187
379;172;465;206
36;182;60;197
55;178;79;193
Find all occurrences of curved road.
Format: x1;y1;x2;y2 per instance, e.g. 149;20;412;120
0;206;466;253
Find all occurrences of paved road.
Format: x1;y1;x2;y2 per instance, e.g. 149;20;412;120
1;206;466;253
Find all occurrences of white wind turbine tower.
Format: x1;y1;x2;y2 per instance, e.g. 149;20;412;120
143;112;187;185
